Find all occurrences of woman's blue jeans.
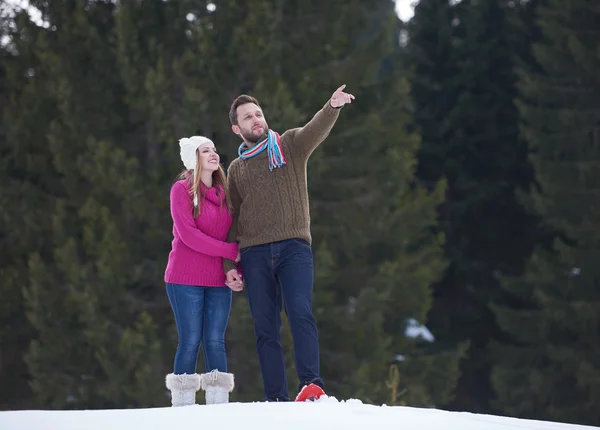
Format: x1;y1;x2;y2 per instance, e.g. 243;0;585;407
166;283;232;375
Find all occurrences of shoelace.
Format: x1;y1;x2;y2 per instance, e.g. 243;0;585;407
177;374;188;388
208;369;219;383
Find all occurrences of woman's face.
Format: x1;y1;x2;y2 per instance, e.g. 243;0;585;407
198;144;220;172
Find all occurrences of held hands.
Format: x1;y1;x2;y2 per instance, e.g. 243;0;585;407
226;248;242;291
225;269;244;292
329;84;355;108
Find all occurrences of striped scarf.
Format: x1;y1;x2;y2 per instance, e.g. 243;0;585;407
238;129;286;171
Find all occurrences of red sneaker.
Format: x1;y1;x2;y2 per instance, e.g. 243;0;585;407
294;383;325;402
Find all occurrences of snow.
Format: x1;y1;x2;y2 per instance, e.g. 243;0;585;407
2;0;47;28
395;0;416;22
1;396;595;430
405;317;435;342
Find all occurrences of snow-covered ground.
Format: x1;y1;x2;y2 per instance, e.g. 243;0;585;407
1;395;596;430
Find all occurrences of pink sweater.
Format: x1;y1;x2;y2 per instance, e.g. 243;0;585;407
164;180;238;286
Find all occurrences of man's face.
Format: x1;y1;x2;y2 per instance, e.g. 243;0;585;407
232;103;269;144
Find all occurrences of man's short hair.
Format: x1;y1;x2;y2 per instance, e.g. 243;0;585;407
229;95;260;126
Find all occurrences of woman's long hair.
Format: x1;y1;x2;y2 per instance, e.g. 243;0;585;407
177;150;233;218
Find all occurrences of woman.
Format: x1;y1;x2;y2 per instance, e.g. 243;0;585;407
164;135;243;407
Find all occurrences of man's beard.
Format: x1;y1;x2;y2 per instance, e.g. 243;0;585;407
240;126;268;145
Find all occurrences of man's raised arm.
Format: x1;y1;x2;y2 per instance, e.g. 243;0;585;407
291;84;355;158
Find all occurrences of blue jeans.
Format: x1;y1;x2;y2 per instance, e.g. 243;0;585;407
166;283;232;374
240;238;323;401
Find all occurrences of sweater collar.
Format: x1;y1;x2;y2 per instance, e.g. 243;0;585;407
200;182;225;206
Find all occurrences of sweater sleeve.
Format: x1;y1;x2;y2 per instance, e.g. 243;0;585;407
170;182;239;260
286;101;341;159
223;163;242;274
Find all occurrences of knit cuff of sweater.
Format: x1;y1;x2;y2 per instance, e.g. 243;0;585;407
326;100;343;111
224;243;239;261
223;258;237;274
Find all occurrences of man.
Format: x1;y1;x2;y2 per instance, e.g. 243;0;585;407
223;85;355;402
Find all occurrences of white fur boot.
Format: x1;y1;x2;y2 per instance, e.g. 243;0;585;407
165;373;201;407
201;370;234;405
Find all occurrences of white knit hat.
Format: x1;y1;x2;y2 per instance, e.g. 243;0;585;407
178;136;215;207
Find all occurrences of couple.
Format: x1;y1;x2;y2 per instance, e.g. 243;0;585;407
164;85;355;406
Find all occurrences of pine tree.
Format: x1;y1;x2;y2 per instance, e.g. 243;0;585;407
2;0;465;408
0;7;25;410
15;0;181;408
491;0;600;425
407;0;539;413
0;4;56;409
189;0;466;404
299;1;466;405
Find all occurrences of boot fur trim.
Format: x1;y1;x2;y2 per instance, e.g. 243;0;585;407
201;370;234;392
166;373;201;392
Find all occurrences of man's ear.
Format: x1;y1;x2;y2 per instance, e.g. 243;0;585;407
231;124;240;135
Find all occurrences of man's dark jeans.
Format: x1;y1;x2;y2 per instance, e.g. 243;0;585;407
240;238;324;401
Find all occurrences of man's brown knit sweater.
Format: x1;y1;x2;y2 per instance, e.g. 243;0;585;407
223;102;341;273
